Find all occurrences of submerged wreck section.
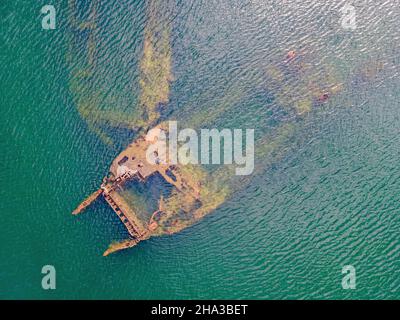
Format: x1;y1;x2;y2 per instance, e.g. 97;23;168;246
67;0;174;146
72;124;226;256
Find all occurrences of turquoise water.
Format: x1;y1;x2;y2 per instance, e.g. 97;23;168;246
1;0;399;299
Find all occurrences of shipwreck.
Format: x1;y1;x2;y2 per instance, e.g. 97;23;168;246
72;124;226;256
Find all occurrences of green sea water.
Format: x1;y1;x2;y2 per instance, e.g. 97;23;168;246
1;0;399;299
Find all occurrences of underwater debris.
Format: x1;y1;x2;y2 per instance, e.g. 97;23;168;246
266;51;344;115
286;50;297;61
317;92;330;103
